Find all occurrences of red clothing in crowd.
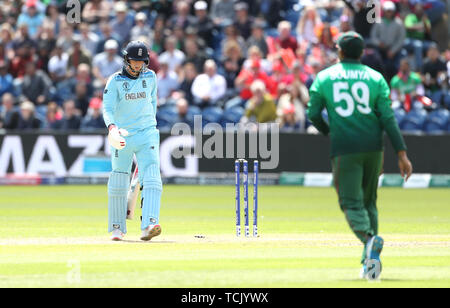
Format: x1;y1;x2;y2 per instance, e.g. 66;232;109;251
237;67;277;100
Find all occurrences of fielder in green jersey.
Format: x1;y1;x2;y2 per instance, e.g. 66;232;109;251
307;32;413;280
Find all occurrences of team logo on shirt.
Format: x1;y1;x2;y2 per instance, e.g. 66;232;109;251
122;82;130;92
142;80;147;88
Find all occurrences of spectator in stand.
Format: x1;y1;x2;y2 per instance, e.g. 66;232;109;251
361;43;386;77
343;0;374;39
67;37;92;77
176;62;198;105
21;61;52;106
36;24;56;73
397;0;413;20
168;0;196;30
210;0;235;26
17;0;44;39
17;101;41;130
11;23;37;52
404;3;433;72
278;103;302;133
0;92;19;129
0;23;15;57
315;22;339;51
221;41;245;90
149;0;173;20
339;15;352;33
44;2;63;37
157;60;179;105
81;97;104;131
92;40;122;88
56;21;75;52
277;82;309;132
48;41;69;84
305;59;322;89
234;2;253;40
73;82;91;117
235;59;277;100
274;21;298;54
422;44;448;94
59;100;81;130
191;59;227;108
175;98;189;123
370;1;406;82
0;60;14;96
110;1;133;46
159;36;186;74
56;63;93;108
150;16;166;54
183;38;207;74
77;23;100;57
193;1;215;49
296;5;322;44
82;0;110;25
390;59;425;111
246;20;269;58
95;22;121;55
241;80;276;124
42;101;62;130
243;46;272;74
9;41;34;79
221;23;247;59
130;12;152;42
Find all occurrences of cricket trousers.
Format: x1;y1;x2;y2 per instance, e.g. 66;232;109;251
332;151;383;262
108;127;161;233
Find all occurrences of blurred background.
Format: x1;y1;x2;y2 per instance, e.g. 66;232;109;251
0;0;449;185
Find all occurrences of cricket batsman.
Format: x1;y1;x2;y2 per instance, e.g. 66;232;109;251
103;41;162;241
307;32;413;280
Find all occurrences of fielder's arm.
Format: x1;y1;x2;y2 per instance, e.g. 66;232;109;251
307;79;330;136
374;78;413;181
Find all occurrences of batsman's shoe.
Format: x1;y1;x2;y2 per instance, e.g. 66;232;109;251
365;235;384;281
140;225;161;241
111;229;124;241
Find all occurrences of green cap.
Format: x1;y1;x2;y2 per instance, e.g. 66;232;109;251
337;31;365;59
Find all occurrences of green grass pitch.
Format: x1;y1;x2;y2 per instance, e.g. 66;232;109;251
0;185;449;288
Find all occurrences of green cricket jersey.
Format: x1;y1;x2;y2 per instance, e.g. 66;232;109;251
307;59;407;158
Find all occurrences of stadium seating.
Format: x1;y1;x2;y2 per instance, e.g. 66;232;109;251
202;106;224;127
394;108;406;125
424;109;450;134
185;106;202;128
221;106;245;127
400;109;427;133
444;93;450;110
156;105;178;132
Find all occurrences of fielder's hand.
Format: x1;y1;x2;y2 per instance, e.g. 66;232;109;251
398;151;413;182
108;125;129;150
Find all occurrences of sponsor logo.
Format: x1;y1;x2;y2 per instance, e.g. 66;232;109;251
122;82;130;92
113;224;120;229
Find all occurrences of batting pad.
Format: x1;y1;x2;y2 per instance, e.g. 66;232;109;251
141;164;162;230
108;171;130;233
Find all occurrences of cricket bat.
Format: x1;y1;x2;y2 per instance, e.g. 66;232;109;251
127;166;140;220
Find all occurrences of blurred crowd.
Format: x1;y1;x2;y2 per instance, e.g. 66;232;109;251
0;0;449;134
